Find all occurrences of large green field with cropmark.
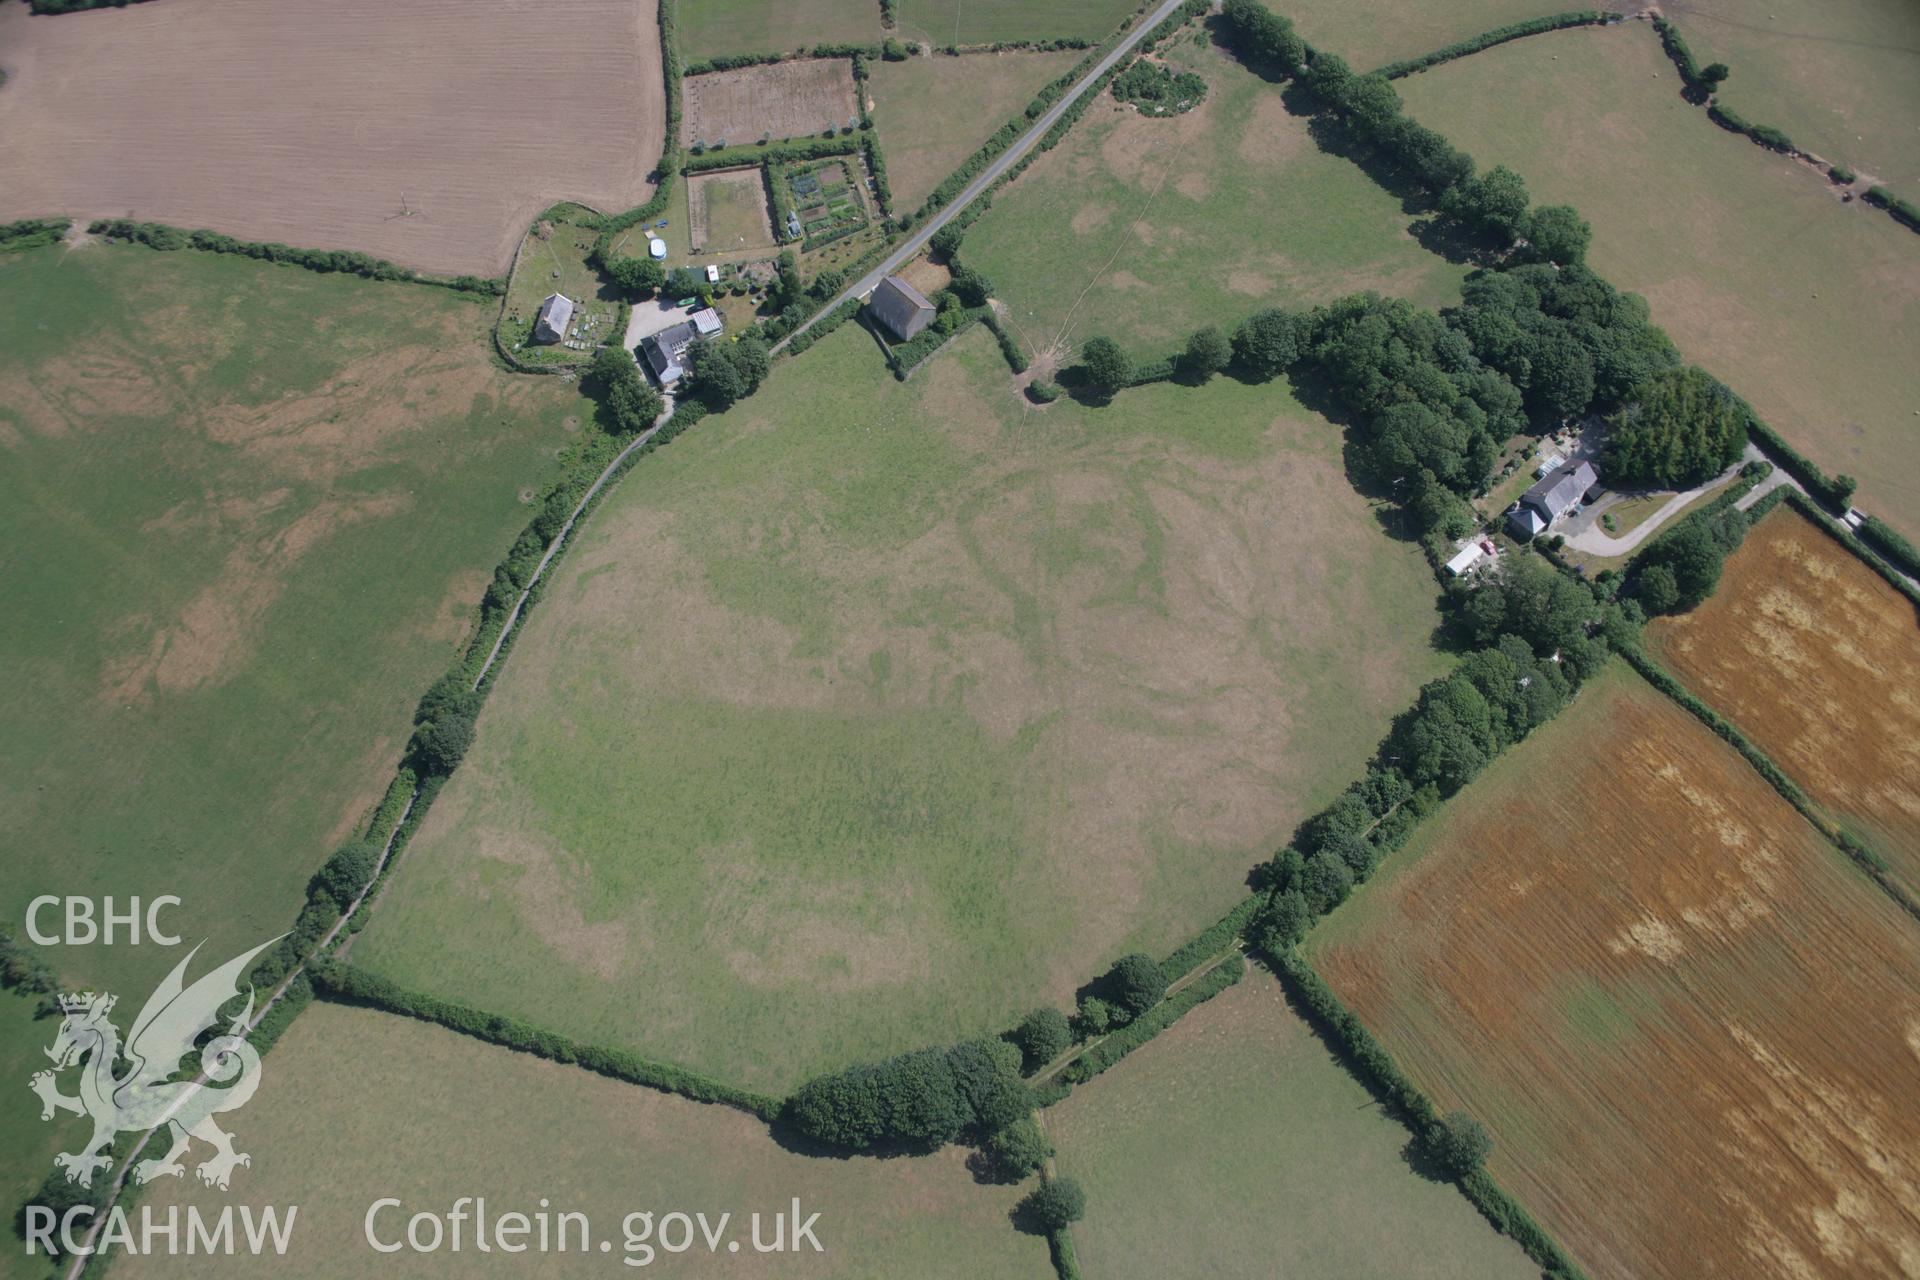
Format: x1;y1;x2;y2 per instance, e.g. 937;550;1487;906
352;321;1448;1093
0;240;584;1271
964;36;1465;368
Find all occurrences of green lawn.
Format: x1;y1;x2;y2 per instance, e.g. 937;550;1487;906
0;242;580;1260
679;0;882;60
965;38;1466;365
1397;24;1920;543
115;1002;1050;1279
1658;0;1920;185
353;321;1448;1093
1046;965;1539;1280
895;0;1139;47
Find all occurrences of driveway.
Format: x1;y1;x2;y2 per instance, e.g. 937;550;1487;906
625;297;701;353
1561;445;1761;556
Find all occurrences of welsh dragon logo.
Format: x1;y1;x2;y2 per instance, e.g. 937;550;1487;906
29;938;280;1192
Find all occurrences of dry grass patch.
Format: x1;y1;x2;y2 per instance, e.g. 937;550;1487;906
868;50;1085;211
114;1002;1049;1279
0;0;664;277
682;59;860;149
1309;661;1920;1280
1397;24;1920;543
1648;506;1920;889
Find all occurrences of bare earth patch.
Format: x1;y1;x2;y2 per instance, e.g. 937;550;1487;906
0;0;665;277
682;58;859;148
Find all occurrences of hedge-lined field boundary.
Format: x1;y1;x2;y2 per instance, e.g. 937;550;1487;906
1372;11;1611;79
313;963;784;1118
1647;16;1920;239
1270;951;1593;1280
1062;952;1245;1083
0;217;73;252
81;218;504;295
1620;641;1920;923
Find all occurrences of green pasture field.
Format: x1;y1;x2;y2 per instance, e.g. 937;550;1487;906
353;321;1448;1094
679;0;881;60
1397;24;1920;542
114;1001;1049;1278
1280;0;1614;73
0;242;580;1244
964;37;1466;365
869;49;1085;211
501;211;622;365
1;993;63;1280
1046;966;1538;1280
896;0;1138;47
1660;0;1920;184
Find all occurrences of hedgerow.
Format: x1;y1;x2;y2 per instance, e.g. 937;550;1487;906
0;218;72;252
590;0;686;261
1706;103;1796;154
86;219;502;294
1372;11;1609;80
1741;413;1856;509
314;963;783;1117
1271;952;1593;1280
682;43;881;75
1863;186;1920;234
1858;515;1920;579
1062;953;1244;1083
685;132;862;173
1619;638;1918;921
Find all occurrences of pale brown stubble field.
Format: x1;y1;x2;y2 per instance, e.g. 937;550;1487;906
0;0;665;277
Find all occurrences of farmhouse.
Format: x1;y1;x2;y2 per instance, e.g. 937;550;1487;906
867;276;937;342
533;293;575;344
638;308;724;387
1507;460;1599;540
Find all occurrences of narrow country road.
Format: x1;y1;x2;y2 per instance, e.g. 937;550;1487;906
774;0;1195;352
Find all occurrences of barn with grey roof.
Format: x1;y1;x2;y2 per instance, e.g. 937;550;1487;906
866;276;936;342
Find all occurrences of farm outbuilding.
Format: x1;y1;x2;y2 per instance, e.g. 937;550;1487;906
533;293;575;344
867;275;937;342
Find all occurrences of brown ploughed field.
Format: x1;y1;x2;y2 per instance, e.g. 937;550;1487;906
682;59;859;148
1309;663;1920;1280
1649;507;1920;890
0;0;665;277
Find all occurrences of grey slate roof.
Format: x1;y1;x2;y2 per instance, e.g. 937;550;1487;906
867;276;937;342
533;293;574;344
1521;460;1598;522
641;321;699;385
